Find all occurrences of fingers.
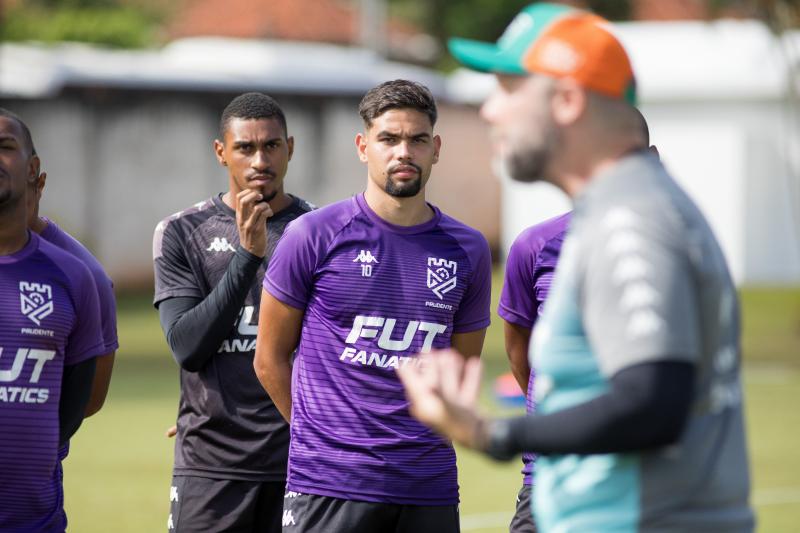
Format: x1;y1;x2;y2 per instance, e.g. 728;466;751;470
165;425;177;438
236;190;273;223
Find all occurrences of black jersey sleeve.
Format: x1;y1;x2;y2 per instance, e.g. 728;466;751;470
158;246;262;372
485;361;694;458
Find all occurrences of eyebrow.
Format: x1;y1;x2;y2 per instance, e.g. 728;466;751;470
376;131;430;139
232;137;283;146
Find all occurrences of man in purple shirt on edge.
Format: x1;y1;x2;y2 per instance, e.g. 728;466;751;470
254;79;492;533
0;108;105;532
500;109;651;533
499;212;569;533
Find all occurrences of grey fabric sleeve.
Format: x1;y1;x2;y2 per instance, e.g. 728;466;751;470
581;205;701;377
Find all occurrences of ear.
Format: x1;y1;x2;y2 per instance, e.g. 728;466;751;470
213;139;227;166
432;134;441;164
551;79;586;127
34;170;47;200
27;155;41;185
286;136;294;161
355;132;368;163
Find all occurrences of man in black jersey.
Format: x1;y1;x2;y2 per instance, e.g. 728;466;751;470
152;93;314;532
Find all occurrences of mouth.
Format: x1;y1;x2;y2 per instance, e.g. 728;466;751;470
247;173;276;186
390;165;420;179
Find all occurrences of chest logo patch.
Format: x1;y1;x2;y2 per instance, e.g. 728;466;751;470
19;282;54;326
206;237;236;253
353;249;379;277
427;257;457;299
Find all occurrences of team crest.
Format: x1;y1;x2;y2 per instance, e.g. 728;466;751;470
19;281;54;326
427;257;457;299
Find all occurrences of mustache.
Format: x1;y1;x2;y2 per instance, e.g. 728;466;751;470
388;163;422;175
248;170;276;180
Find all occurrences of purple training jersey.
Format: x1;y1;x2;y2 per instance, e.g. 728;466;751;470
497;212;570;486
0;232;105;532
264;194;492;505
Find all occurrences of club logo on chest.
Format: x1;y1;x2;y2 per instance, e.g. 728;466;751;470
19;282;54;326
426;257;457;299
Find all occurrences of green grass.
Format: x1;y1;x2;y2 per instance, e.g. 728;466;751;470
63;283;800;532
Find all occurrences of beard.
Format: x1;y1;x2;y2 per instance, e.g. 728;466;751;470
384;165;423;198
501;115;560;184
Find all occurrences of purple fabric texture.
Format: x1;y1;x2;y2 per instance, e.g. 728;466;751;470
0;232;104;531
265;194;492;504
498;212;570;485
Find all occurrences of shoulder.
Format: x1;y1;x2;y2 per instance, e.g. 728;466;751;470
512;211;572;258
35;236;96;293
435;211;491;269
153;197;217;258
284;196;361;241
41;222;111;289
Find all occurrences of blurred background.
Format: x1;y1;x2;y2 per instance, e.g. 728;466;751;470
1;0;799;531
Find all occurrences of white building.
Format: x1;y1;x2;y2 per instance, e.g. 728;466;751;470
454;20;800;285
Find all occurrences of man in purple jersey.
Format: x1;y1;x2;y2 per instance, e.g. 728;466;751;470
0;108;105;532
254;80;492;532
27;170;118;417
500;110;652;533
499;212;569;533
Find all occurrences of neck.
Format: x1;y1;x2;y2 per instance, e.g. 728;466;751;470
0;202;31;255
30;215;48;235
552;133;645;198
364;180;433;226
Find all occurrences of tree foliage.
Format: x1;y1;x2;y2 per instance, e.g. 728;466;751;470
0;0;165;48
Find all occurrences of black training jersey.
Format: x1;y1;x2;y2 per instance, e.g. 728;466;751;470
153;193;314;481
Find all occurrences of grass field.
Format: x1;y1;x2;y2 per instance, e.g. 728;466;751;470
63;278;800;532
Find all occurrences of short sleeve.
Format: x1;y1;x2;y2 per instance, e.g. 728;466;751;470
96;275;119;353
153;220;202;305
453;236;492;333
582;206;700;377
263;216;320;310
65;265;105;366
498;237;538;329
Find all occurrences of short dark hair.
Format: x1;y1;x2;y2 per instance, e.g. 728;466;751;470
219;92;288;139
0;107;36;156
358;80;437;129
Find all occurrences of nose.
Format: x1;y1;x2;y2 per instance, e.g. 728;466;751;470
252;149;269;171
396;140;412;161
479;90;501;125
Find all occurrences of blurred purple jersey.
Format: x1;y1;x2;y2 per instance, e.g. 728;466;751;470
0;232;104;531
498;212;570;485
264;194;492;505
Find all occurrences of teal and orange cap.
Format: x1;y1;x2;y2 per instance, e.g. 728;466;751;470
448;3;637;104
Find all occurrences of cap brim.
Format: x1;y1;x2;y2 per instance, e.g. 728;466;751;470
448;37;526;75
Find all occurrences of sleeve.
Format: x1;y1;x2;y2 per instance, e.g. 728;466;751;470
582;205;700;377
263;216;320;310
96;274;119;353
452;234;492;333
497;236;538;329
65;264;105;366
153;220;202;305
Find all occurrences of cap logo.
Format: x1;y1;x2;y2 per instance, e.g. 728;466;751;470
499;12;535;48
538;38;580;73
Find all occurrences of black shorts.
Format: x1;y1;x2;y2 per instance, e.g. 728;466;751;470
281;491;459;533
168;475;284;533
509;485;537;533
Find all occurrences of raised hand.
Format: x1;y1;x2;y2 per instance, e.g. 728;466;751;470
235;189;273;258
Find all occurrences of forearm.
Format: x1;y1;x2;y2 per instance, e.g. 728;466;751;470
84;352;115;417
484;361;694;458
159;246;261;371
254;355;293;422
59;358;97;446
504;322;532;392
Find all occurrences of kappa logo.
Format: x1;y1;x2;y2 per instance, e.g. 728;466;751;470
426;257;457;299
169;485;179;502
206;237;236;253
282;510;297;527
353;249;379;277
19;282;54;326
